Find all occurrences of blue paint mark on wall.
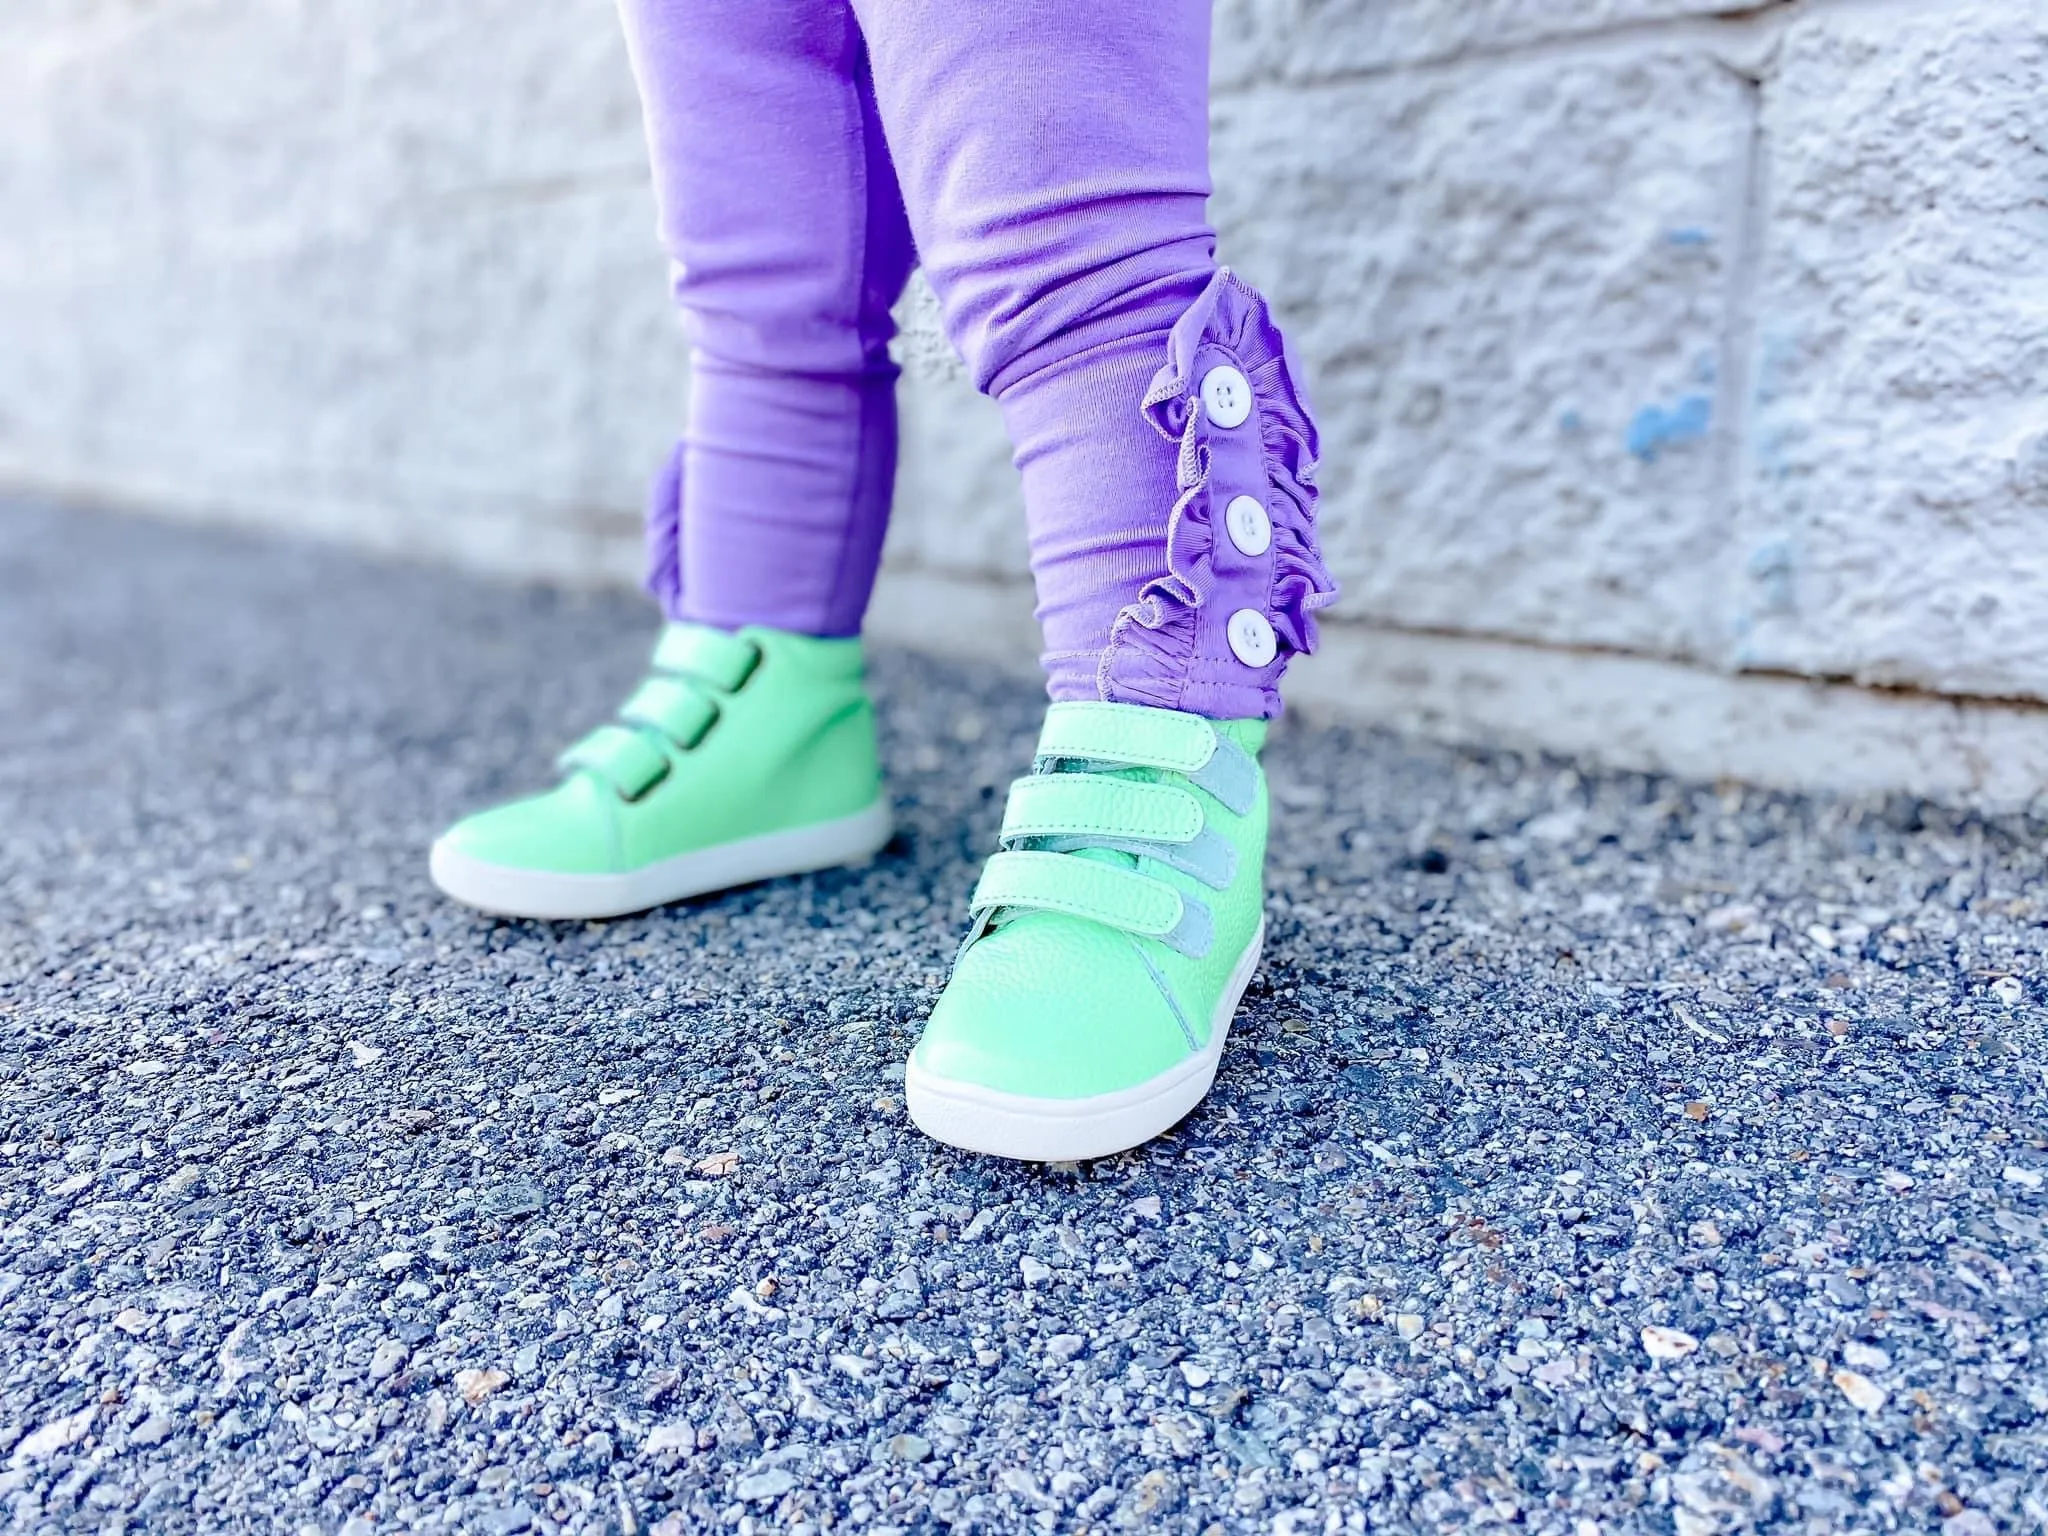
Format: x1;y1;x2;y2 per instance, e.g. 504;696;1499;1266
1665;227;1712;247
1626;395;1713;462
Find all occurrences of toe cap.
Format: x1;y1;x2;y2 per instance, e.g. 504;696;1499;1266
914;915;1194;1100
437;778;620;875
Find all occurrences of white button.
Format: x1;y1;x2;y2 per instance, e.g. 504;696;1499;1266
1226;608;1277;668
1200;365;1254;429
1224;494;1272;557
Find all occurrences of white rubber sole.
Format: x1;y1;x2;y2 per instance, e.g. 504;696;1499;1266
429;799;894;921
904;918;1265;1162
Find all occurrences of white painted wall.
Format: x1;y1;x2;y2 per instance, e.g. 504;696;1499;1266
4;0;2046;805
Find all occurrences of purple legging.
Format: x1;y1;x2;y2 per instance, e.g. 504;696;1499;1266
616;0;1335;719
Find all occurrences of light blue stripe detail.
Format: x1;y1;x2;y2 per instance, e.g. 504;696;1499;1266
1127;935;1197;1050
1189;735;1257;816
1162;895;1214;959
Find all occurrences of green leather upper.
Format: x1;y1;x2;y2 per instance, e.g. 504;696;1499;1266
913;702;1268;1101
437;623;883;875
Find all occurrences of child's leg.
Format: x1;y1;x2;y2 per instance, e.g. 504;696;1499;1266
618;0;916;637
860;1;1339;1158
430;2;908;920
851;0;1335;716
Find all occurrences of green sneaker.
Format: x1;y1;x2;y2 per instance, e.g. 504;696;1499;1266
906;702;1267;1161
430;622;892;920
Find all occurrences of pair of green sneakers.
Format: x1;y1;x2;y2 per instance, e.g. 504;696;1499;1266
430;623;1269;1162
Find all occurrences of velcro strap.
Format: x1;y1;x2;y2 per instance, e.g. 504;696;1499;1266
651;624;761;693
619;677;716;749
1035;701;1217;775
970;850;1183;939
1001;775;1203;845
558;725;670;800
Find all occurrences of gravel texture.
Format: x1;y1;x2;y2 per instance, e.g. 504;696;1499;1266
2;498;2045;1536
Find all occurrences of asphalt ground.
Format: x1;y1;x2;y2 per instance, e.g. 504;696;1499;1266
1;498;2043;1535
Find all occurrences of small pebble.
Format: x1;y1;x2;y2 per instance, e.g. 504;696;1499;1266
1832;1368;1887;1412
369;1339;409;1380
735;1468;796;1502
1641;1326;1699;1361
886;1433;932;1463
455;1369;510;1406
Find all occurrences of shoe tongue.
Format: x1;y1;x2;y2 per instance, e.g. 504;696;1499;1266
1071;844;1141;873
1216;716;1269;756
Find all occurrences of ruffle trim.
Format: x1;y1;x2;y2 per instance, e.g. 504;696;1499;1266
1100;268;1338;713
643;438;686;620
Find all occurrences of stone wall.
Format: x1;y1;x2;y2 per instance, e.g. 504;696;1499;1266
4;0;2045;804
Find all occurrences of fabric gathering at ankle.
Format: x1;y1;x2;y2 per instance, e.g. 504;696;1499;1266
1097;268;1338;722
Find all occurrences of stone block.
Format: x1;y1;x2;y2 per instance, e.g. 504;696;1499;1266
1212;0;1746;89
1735;3;2048;700
0;0;674;590
1208;48;1755;658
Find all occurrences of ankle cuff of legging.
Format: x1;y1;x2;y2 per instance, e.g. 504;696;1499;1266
1095;268;1337;721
